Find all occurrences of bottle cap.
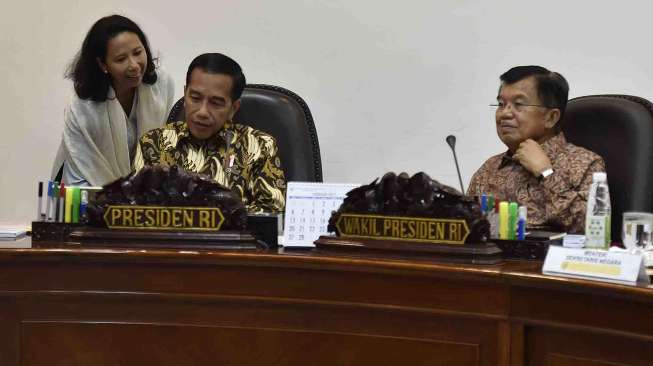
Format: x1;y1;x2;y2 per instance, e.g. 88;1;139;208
518;206;527;220
592;172;607;182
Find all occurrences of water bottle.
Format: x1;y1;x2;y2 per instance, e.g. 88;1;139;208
585;172;611;249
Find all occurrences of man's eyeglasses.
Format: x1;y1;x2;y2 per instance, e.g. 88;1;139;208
490;101;554;112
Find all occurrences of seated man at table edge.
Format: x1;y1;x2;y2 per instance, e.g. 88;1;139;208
467;65;605;233
133;52;286;213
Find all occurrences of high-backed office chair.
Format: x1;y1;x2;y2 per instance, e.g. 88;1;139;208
167;84;323;182
561;95;653;241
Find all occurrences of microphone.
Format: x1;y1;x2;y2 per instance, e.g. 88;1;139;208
445;135;466;195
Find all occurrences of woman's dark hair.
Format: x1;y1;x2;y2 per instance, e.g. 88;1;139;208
186;53;246;101
500;65;569;131
66;15;157;101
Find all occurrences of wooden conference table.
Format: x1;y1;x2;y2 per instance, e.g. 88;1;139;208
0;239;651;365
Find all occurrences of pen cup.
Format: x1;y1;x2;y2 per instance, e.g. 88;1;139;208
622;211;653;253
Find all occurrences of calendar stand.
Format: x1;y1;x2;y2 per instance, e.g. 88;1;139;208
283;182;361;247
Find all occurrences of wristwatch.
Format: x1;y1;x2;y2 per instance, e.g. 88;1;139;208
540;168;554;178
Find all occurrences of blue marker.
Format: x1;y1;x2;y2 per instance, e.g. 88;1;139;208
481;193;488;215
79;190;88;222
517;206;527;240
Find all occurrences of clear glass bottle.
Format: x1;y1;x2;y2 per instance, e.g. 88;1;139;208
585;172;611;249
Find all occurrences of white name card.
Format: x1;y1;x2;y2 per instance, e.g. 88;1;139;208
543;246;650;285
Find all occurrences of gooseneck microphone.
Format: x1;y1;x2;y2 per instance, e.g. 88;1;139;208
446;135;466;195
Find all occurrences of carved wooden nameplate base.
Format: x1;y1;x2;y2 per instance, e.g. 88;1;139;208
32;202;265;250
32;222;264;250
314;236;502;264
70;204;263;249
318;214;502;264
69;227;264;250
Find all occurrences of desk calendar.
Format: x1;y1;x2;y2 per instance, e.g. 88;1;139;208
282;182;360;247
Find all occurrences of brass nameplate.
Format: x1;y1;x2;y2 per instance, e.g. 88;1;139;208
335;214;470;245
103;205;225;231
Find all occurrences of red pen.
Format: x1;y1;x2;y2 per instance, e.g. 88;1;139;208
58;183;66;222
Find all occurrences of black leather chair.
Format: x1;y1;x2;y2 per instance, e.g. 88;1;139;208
561;95;653;241
167;84;322;182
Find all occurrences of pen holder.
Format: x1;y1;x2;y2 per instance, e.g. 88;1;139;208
31;221;83;242
32;215;280;248
493;238;557;261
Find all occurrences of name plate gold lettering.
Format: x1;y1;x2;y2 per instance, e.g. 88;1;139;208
335;214;470;245
103;205;225;231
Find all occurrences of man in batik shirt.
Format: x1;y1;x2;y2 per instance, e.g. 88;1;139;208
133;53;285;213
468;66;605;233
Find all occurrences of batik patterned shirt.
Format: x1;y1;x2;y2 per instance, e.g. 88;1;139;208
467;133;606;233
133;121;286;213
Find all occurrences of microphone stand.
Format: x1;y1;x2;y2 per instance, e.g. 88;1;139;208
446;135;465;195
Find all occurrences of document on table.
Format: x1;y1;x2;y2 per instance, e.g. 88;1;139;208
0;224;31;248
0;225;27;240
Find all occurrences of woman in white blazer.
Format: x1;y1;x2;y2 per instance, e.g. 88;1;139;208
52;14;175;186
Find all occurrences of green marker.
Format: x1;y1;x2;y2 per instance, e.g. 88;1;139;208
508;202;518;240
72;187;81;223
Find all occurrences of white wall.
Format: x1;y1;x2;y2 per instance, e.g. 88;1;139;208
1;0;652;223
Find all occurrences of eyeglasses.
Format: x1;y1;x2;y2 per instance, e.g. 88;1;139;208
490;101;554;112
